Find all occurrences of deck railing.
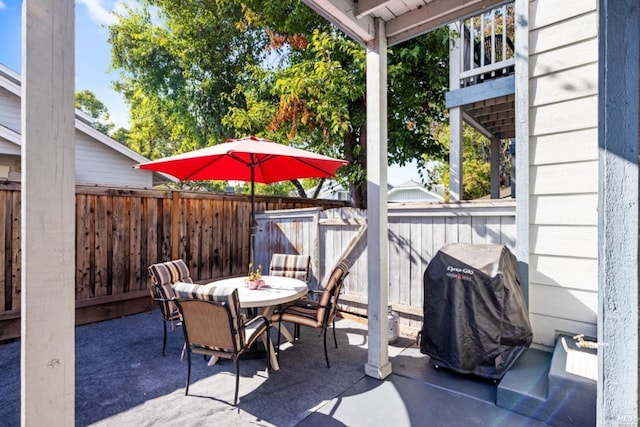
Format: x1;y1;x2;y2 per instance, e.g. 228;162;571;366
456;2;515;87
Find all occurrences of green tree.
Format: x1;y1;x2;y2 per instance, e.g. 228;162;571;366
75;90;114;135
236;181;297;196
110;127;130;144
223;1;451;207
109;1;266;156
159;180;231;193
430;122;510;200
108;1;450;206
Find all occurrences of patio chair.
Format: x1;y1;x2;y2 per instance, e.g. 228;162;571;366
268;253;311;282
271;259;350;368
173;284;270;405
147;259;193;356
268;253;311;331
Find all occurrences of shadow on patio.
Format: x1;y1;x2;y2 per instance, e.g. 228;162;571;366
0;310;545;426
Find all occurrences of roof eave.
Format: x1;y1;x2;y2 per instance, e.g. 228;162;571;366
304;0;511;47
303;0;376;46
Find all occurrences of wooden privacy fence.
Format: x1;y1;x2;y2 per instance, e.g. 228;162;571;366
255;200;516;335
0;180;346;341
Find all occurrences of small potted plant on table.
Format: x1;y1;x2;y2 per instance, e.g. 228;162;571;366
245;263;264;289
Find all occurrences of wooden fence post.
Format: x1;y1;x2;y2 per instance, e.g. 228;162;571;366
171;191;180;260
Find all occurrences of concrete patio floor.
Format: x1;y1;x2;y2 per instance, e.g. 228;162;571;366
0;309;547;426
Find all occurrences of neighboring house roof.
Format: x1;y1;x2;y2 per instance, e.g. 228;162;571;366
478;186;513;200
0;123;20;146
305;179;351;201
387;180;444;202
0;63;176;186
306;178;445;203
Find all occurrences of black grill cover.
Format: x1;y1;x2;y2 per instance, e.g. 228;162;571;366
420;243;532;380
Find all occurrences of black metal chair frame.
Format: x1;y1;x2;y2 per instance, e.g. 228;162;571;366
174;298;270;406
150;288;181;356
147;259;193;356
274;268;348;369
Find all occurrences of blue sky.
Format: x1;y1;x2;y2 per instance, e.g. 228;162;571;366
0;0;130;128
0;0;421;184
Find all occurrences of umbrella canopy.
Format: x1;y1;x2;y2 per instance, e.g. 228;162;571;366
134;136;348;264
134;136;348;183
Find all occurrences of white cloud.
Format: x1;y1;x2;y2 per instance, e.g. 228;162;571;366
76;0;117;26
0;1;6;9
111;1;132;17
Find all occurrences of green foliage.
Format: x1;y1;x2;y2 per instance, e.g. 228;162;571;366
110;127;130;144
75;90;114;135
107;0;451;204
109;1;267;157
387;29;450;169
222;9;450;207
429;122;510;200
223;29;365;156
235;181;296;196
437;159;491;200
159;180;231;193
462;159;491;199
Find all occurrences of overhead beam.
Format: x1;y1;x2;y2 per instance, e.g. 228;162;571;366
462;111;496;139
356;0;391;18
446;75;515;108
386;0;509;46
303;0;376;46
473;110;515;121
469;106;514;119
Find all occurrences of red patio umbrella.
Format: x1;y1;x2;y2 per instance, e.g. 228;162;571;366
134;135;348;262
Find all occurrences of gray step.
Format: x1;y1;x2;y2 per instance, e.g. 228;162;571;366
546;334;597;426
497;334;597;427
497;348;551;414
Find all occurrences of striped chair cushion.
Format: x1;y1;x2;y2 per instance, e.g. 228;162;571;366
243;316;270;349
148;259;193;321
273;259;350;326
276;301;323;328
172;282;217;301
316;259;350;321
269;253;311;282
148;259;193;286
173;283;244;350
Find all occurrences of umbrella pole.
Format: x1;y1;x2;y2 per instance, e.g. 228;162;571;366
250;163;256;266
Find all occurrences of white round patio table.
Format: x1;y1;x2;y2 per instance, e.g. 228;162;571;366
213;275;308;309
207;275;308;370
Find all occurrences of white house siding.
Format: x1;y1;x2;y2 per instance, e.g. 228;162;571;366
74;129;151;187
0;141;20;156
0;87;20;133
1;66;155;188
527;0;598;347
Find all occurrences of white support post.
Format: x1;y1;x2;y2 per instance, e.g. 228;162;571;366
449;108;463;201
365;18;392;380
21;1;76;425
448;25;463;202
598;0;639;424
514;0;530;307
490;138;500;199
